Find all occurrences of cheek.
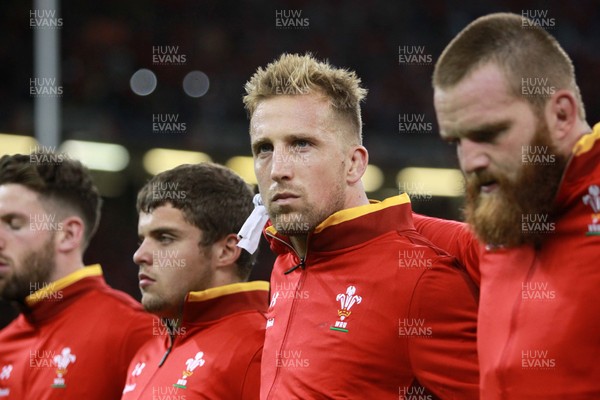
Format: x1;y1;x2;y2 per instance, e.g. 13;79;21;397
157;268;183;291
14;233;44;257
257;167;270;184
254;159;270;182
494;144;522;170
456;145;466;168
311;169;338;195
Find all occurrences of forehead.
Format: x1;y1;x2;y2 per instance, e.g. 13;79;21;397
434;63;527;136
138;204;195;231
249;93;336;138
0;184;45;214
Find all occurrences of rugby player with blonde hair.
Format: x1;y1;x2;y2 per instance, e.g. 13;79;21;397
240;53;480;399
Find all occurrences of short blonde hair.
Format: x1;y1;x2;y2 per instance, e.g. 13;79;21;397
243;53;368;144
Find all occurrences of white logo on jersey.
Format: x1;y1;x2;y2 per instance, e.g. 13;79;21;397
173;351;205;389
330;285;362;333
0;365;12;380
132;362;146;376
51;347;76;388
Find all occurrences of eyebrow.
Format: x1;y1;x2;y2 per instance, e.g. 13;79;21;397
252;133;317;147
0;212;27;222
250;137;270;154
444;120;511;142
138;227;182;241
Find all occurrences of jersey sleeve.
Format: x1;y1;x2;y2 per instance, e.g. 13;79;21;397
412;213;481;285
407;257;480;400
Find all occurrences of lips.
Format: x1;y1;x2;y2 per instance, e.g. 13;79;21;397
467;171;499;195
271;192;299;203
0;256;11;272
480;180;499;194
138;272;156;289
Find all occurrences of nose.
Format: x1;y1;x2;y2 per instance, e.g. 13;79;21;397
133;239;152;267
457;139;490;174
0;225;7;251
269;146;294;182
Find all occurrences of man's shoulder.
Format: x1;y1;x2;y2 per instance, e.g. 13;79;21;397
188;310;265;348
68;282;155;337
0;314;32;343
81;280;146;313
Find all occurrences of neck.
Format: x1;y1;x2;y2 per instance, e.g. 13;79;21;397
159;307;183;329
290;235;308;258
562;120;593;155
288;190;370;258
51;253;85;282
162;316;182;332
342;180;370;209
209;271;242;289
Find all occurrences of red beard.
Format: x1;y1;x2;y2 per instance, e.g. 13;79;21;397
463;121;568;247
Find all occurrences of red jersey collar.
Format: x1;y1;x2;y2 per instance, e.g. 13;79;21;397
23;265;105;324
265;194;414;254
182;281;269;325
554;122;600;210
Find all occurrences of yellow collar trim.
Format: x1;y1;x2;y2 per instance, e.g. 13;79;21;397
187;281;269;303
25;264;103;306
313;194;410;234
265;194;411;236
573;123;600;157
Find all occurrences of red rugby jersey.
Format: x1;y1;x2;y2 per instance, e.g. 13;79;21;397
0;265;156;399
120;281;268;400
260;195;479;399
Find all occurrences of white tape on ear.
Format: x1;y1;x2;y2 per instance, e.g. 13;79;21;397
237;194;269;254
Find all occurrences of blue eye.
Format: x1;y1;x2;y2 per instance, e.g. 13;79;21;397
8;218;24;230
159;235;174;244
255;143;273;154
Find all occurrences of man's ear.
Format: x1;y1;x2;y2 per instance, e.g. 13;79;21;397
546;89;578;143
346;145;368;185
211;233;242;269
55;216;85;253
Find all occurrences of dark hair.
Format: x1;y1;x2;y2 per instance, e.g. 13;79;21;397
0;152;102;248
136;163;256;280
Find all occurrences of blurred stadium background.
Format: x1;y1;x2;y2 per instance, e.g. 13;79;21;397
1;0;599;326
